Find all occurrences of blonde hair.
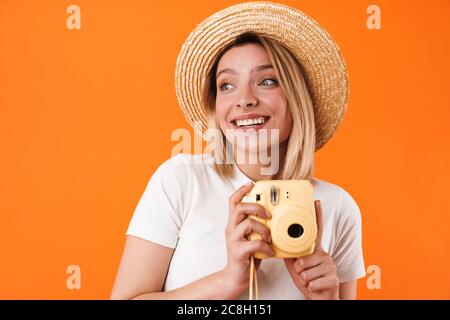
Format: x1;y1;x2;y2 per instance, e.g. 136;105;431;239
203;32;316;181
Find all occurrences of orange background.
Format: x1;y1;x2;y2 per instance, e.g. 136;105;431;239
1;0;449;299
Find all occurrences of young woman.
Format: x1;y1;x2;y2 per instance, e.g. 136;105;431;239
111;2;365;300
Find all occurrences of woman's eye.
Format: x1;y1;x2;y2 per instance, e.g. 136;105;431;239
260;78;278;86
218;82;234;91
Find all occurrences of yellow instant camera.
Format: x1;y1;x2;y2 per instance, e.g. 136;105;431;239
243;180;317;259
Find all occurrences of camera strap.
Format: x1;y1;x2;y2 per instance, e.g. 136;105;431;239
249;254;259;300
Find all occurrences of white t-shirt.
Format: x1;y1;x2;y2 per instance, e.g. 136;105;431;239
126;153;366;299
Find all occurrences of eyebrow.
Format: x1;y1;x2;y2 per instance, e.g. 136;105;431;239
216;64;273;78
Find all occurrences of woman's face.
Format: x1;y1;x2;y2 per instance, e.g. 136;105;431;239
215;43;293;154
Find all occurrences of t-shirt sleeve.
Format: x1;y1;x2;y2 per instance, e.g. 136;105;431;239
126;159;183;249
331;188;366;283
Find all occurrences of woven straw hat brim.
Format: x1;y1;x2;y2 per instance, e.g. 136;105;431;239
175;1;349;151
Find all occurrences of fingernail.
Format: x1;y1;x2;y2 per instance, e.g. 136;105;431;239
245;181;253;187
266;211;271;218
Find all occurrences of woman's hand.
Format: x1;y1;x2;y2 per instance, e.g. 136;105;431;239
222;182;275;296
284;200;340;300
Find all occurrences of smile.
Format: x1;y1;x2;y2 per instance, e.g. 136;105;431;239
231;115;271;130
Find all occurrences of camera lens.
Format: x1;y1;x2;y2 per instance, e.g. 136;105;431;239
288;223;304;238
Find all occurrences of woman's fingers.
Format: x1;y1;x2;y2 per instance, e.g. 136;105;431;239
307;275;339;293
228;218;273;259
223;183;275;291
284;258;309;288
299;263;329;283
231;218;271;243
293;253;323;274
238;240;275;260
229;202;269;228
227;182;269;228
229;182;254;207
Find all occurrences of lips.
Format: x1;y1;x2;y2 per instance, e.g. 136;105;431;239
230;113;269;122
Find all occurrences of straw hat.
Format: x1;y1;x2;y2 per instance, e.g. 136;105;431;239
175;1;349;151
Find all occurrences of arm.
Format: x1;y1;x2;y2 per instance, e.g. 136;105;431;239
112;182;273;300
110;235;237;300
339;280;357;300
133;270;236;300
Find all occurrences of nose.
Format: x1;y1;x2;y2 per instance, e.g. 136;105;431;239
236;84;258;109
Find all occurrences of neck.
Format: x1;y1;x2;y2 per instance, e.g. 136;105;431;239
235;141;288;182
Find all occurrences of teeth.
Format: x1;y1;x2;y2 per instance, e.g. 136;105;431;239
235;117;266;127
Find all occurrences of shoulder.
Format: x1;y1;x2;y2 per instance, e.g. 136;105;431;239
157;153;215;174
312;177;361;222
147;154;221;221
151;153;217;185
163;153;215;167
